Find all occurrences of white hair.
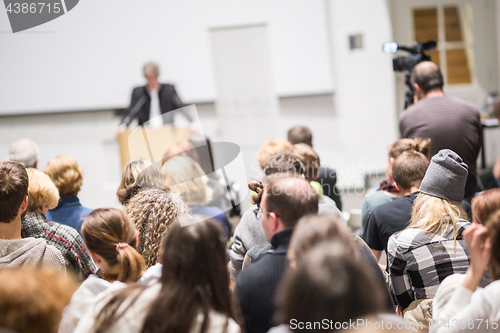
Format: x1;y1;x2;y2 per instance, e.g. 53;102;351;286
8;139;39;168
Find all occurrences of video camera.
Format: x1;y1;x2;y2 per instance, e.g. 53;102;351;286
383;40;437;108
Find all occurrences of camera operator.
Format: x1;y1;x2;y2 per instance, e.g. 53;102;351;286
399;61;481;202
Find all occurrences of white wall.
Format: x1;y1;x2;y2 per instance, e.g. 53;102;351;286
0;0;333;114
326;0;398;187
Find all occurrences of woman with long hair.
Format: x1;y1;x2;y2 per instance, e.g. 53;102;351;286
126;188;188;268
387;150;473;327
74;218;240;333
58;208;146;333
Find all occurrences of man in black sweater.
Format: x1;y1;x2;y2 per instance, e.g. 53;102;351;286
235;176;319;333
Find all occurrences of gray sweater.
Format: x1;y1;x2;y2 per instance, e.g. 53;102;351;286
229;203;344;281
0;237;66;270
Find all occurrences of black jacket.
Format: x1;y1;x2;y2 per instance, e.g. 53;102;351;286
235;229;293;333
120;84;191;127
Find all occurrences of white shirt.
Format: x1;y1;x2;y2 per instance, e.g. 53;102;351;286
148;87;163;129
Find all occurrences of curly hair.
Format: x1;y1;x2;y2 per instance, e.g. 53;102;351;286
126;188;188;267
45;155;83;197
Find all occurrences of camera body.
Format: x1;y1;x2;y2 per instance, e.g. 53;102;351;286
383;40;436;108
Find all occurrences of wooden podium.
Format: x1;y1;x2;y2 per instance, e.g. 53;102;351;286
117;126;191;170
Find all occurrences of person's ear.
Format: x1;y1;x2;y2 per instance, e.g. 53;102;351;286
20;195;28;211
394;182;403;193
136;233;140;247
270;212;280;232
88;249;101;264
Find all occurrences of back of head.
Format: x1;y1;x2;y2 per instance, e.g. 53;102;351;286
45;155;83;197
388;138;432;160
117;159;167;206
0;161;28;223
0;267;76;333
263;151;305;177
287;126;312;146
140;219;234;332
126;188;187;267
290;144;320;182
8;139;39;168
411;61;444;94
288;213;356;265
162;156;210;205
276;242;383;331
257;139;292;169
487;210;500;280
162;141;200;165
82;208;145;282
392;150;429;191
26;168;59;213
409;150;469;235
265;177;318;228
472;189;500;225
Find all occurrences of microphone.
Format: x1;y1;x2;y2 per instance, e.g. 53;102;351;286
121;95;147;127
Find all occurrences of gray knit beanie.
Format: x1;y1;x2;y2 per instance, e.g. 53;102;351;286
419;149;468;202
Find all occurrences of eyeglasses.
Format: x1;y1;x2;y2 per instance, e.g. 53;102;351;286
253;208;276;220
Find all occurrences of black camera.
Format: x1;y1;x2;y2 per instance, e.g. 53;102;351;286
383;41;437;108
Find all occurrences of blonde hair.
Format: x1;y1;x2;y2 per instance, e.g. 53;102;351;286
290;143;320;182
257;139;292;169
45;155;83;197
26;168;59;213
143;61;159;77
408;193;467;242
162;156;212;205
0;267;76;333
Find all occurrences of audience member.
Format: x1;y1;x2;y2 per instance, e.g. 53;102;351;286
126;188;187;267
8;138;39;168
58;208;146;333
0;162;65;270
22;168;97;280
399;61;481;202
471;188;500;226
287;125;342;210
235;176;319;333
0;267;76;333
229;152;344;281
162;156;231;239
388;150;472;320
45;155;93;233
271;242;385;333
74;219;241;333
432;210;500;333
361;138;431;233
362;150;430;261
257;138;292;169
116;159;167;206
290;143;337;207
287;213;394;311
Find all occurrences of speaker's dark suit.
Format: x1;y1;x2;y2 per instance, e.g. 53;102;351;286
120;84;191;126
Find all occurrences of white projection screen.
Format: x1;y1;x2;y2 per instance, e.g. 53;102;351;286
0;0;334;115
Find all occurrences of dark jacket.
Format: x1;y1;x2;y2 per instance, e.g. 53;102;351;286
121;84;191;126
236;229;293;333
45;196;92;234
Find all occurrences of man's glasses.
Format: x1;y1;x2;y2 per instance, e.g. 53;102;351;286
253;208;275;220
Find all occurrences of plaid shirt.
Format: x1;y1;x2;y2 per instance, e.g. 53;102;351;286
387;219;470;309
22;212;97;280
